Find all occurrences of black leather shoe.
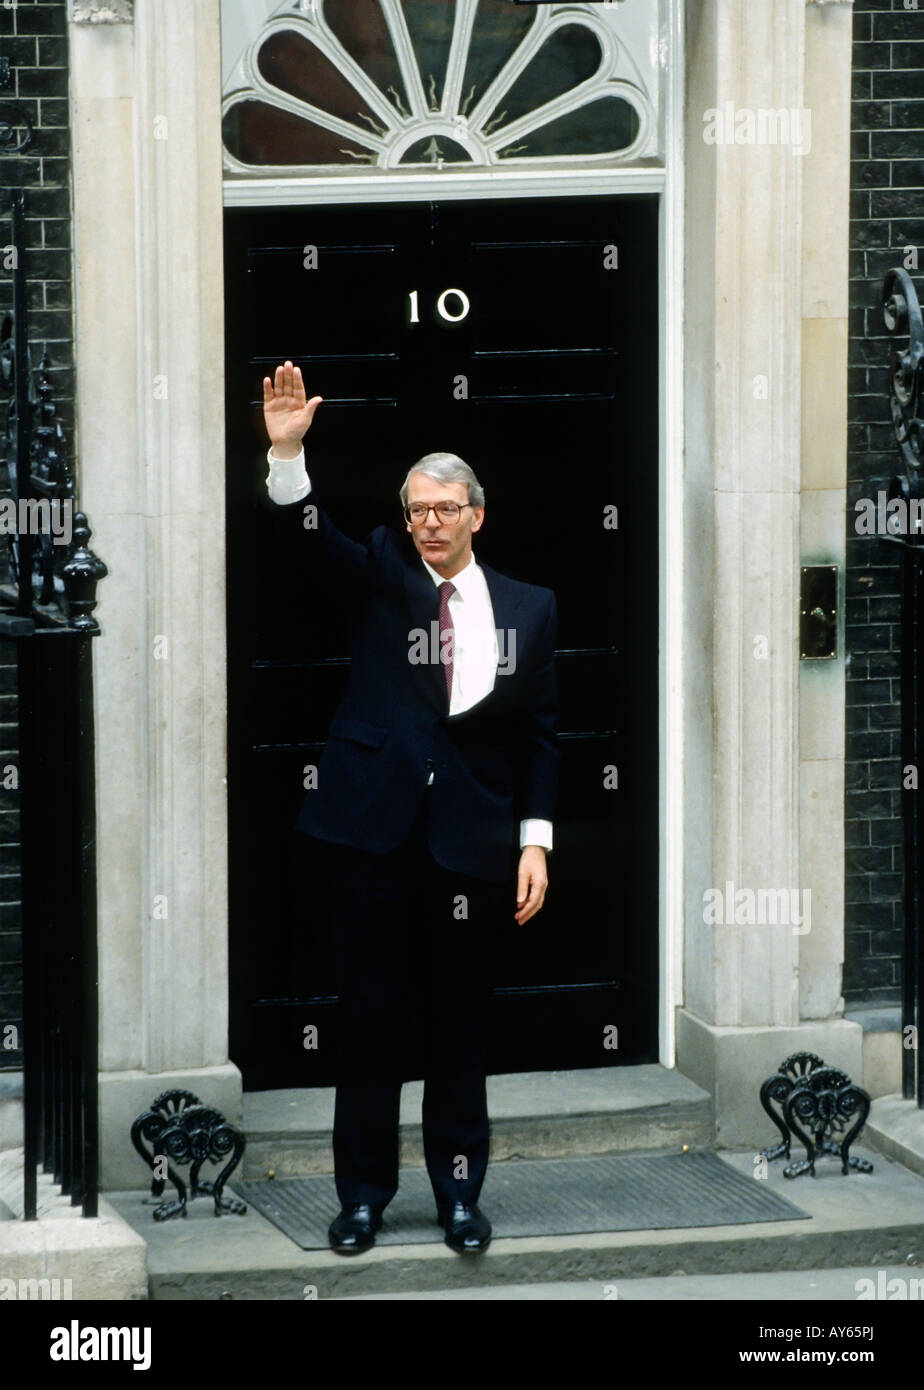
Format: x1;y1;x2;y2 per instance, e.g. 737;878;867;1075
328;1203;382;1255
438;1202;491;1254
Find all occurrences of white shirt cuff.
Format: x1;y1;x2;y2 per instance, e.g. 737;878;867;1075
519;818;553;851
266;444;311;505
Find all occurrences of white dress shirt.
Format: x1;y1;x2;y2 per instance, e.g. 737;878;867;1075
418;549;496;716
266;444;552;851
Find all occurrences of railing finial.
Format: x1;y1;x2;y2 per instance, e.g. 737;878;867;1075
62;512;107;633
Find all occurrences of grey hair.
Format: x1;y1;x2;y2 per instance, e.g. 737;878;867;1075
399;452;485;509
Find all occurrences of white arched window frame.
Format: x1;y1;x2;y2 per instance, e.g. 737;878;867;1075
221;0;667;204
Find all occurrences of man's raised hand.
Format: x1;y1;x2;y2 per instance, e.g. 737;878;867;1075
263;361;323;459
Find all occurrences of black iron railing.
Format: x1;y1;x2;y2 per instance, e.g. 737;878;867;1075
1;187;106;1216
881;266;924;1108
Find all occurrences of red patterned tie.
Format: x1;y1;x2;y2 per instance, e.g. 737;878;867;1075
437;580;455;709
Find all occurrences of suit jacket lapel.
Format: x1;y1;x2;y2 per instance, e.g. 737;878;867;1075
480;561;523;644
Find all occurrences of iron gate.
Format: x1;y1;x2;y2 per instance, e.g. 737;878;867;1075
1;187;106;1217
881;266;924;1108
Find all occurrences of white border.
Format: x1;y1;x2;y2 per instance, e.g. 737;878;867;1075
222;0;684;1071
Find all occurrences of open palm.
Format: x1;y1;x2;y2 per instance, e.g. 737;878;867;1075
263;360;323;450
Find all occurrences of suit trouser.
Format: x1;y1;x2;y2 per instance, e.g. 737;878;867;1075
324;792;506;1214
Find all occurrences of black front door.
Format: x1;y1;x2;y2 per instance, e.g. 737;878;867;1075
224;194;659;1089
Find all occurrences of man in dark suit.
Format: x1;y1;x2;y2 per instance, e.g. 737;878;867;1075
262;360;559;1255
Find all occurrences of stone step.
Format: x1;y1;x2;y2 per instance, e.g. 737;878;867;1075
240;1064;714;1179
333;1265;924;1301
104;1143;924;1300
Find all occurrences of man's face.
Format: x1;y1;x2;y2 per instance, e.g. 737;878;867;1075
406;473;484;578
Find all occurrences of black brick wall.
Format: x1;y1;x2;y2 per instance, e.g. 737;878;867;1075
0;0;74;1070
845;0;924;1005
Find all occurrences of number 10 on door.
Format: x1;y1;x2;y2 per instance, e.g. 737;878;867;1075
408;288;471;325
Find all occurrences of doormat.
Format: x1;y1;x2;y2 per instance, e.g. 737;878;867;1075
229;1151;811;1250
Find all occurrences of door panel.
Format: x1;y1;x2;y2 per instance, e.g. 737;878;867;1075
225;195;659;1088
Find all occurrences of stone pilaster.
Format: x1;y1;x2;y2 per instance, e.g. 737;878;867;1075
679;0;860;1143
798;0;853;1023
69;0;237;1189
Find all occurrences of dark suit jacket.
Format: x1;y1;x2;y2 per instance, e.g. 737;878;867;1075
274;491;559;884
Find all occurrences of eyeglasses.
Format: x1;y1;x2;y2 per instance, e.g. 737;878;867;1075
404;501;474;526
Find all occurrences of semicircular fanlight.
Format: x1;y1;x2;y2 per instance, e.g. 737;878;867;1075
222;1;653;172
459;0;535;116
223;100;376;167
483;23;603;137
496;95;640;161
257;29;383;130
401;0;455;111
399;136;473;165
322;0;411;117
